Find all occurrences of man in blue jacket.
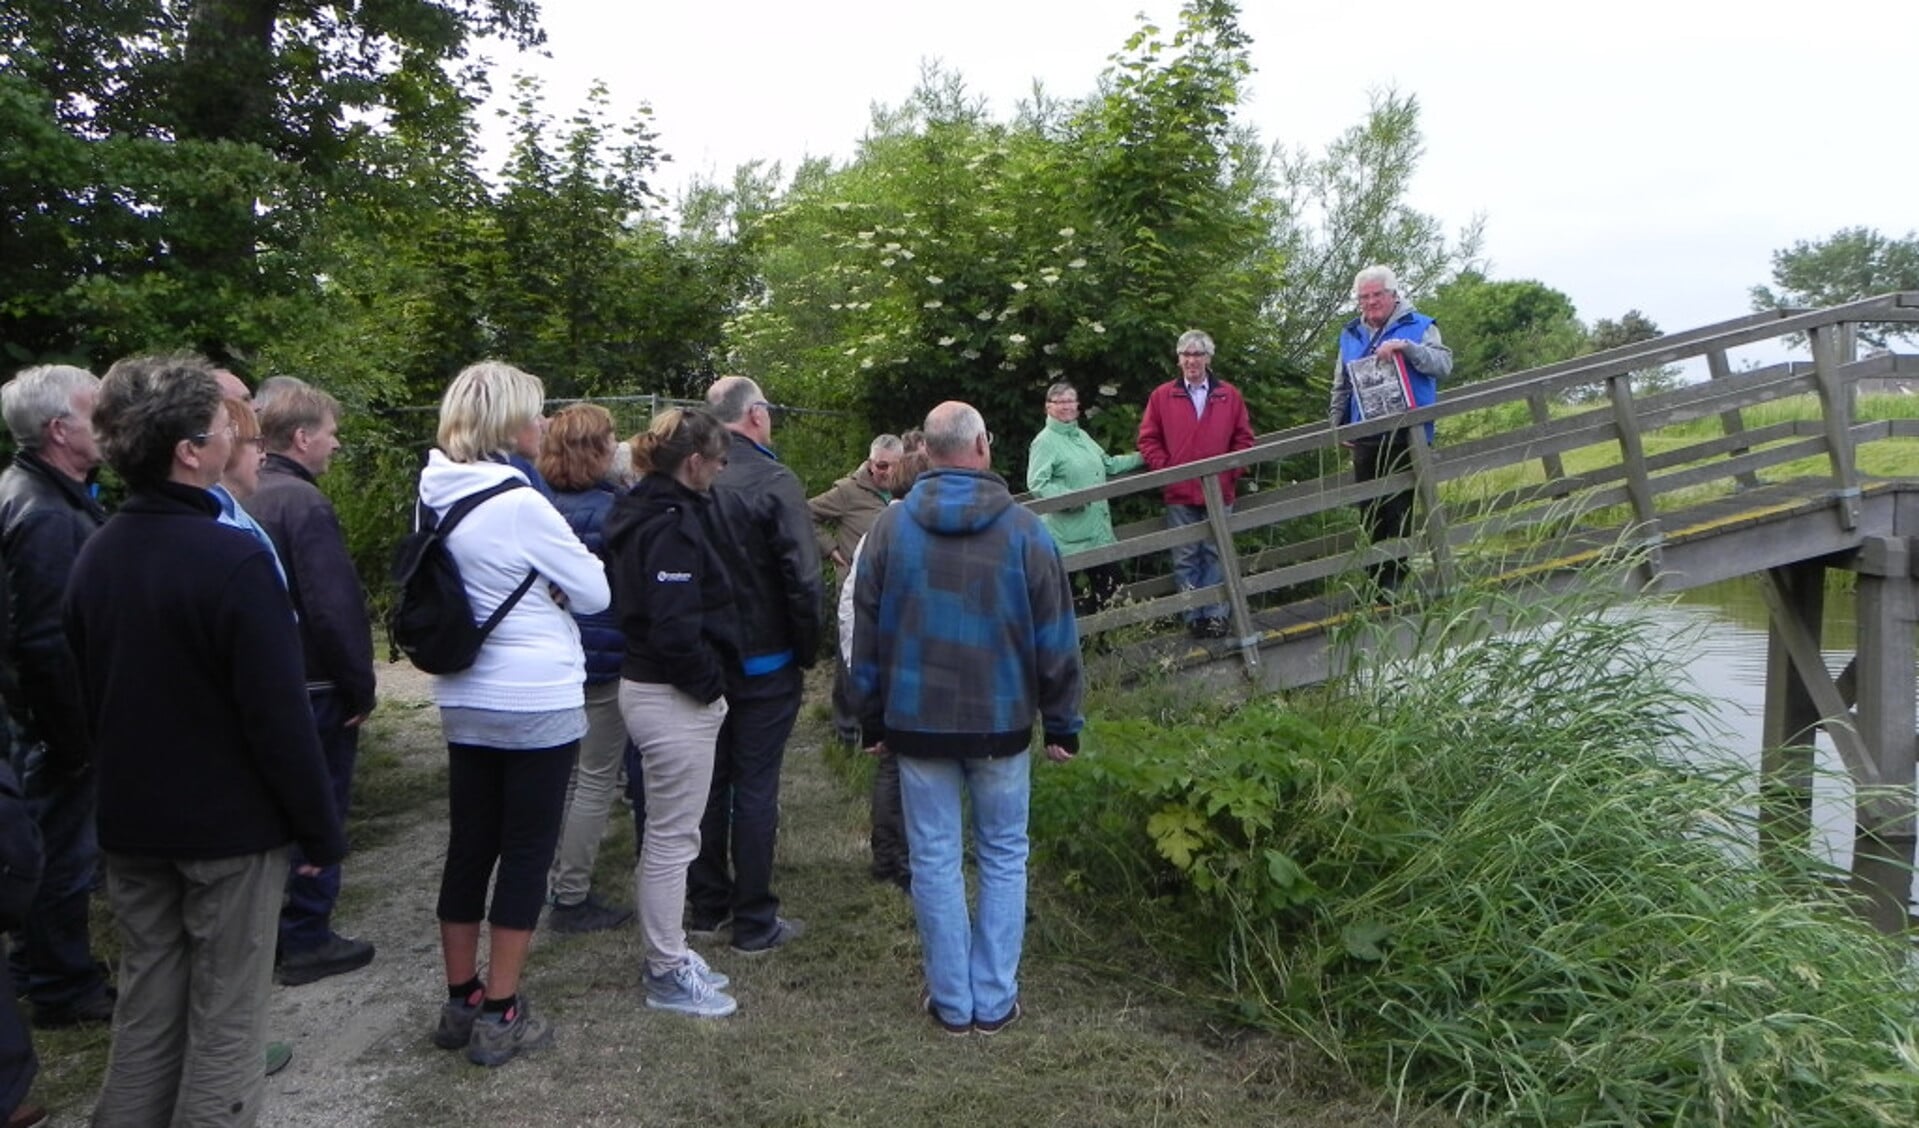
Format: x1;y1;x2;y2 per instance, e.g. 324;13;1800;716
1329;264;1454;589
852;401;1083;1036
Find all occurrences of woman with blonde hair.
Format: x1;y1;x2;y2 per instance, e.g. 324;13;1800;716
604;407;742;1018
535;403;634;933
416;361;610;1066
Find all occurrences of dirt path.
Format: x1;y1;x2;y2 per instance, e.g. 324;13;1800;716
260;661;451;1127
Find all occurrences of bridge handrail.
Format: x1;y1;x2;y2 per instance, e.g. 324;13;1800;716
1027;292;1919;670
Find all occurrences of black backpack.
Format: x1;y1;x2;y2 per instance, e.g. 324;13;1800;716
388;480;538;674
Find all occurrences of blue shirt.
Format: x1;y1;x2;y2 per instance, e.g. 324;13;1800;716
211;484;290;590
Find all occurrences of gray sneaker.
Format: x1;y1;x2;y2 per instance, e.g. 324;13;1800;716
548;893;635;935
432;996;481;1050
465;999;553;1067
644;961;738;1017
682;948;730;990
730;916;804;956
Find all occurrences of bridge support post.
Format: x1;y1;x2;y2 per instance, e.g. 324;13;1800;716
1849;536;1916;934
1760;562;1823;868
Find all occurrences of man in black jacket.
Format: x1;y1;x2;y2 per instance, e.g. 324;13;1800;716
0;364;114;1030
0;552;49;1128
246;376;378;986
690;377;822;954
67;354;344;1126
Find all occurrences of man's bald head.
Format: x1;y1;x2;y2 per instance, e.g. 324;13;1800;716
212;368;250;402
922;401;991;471
708;375;771;444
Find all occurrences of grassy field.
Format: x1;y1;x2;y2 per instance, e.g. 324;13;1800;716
1441;391;1919;513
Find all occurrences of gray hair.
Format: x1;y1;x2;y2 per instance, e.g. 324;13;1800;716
259;378;341;453
1352;264;1400;298
706;375;765;424
923;401;986;458
1175;330;1215;357
251;375;306;416
94;354;223;489
869;433;903;458
1044;382;1077;403
2;365;99;449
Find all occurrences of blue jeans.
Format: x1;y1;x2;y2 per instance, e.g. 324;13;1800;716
898;752;1030;1027
279;689;359;953
1166;504;1226;622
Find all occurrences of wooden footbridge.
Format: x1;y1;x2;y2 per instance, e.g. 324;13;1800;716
1030;292;1919;932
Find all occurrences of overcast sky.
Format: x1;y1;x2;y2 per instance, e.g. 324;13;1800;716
477;0;1916;367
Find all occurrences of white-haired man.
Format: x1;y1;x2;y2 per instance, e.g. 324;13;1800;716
1329;264;1453;589
691;376;822;954
0;364;115;1030
1137;330;1255;639
809;434;902;748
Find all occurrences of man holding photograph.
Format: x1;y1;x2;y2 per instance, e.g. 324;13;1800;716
1329;264;1453;590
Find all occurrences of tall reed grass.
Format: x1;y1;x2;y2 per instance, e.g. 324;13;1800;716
1040;565;1919;1125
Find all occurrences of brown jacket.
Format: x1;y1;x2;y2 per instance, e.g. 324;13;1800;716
808;463;888;567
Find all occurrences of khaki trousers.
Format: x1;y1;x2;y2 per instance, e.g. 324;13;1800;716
619;681;725;974
93;847;288;1128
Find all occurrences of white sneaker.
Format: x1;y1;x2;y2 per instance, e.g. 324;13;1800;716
683;948;730;990
645;961;738;1018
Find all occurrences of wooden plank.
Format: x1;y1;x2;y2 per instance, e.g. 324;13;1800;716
1607;374;1663;572
1756;566;1877;787
1808;325;1861;529
1849;536;1917;932
1525;393;1566;482
1201;473;1261;674
1707;348;1763;489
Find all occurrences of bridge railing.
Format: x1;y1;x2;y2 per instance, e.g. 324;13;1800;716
1030;292;1919;673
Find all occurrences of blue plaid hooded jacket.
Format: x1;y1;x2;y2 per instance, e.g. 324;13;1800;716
850;467;1084;759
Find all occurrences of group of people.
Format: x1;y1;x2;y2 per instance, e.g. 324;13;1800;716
1;358;379;1128
0;262;1446;1125
1020;264;1452;636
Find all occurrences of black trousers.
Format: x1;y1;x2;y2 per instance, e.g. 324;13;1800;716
437;741;576;931
687;664;802;943
1352;431;1417;587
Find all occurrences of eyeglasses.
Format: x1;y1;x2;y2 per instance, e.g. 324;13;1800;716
751;400;773;413
239;435;266;450
1177;351;1210;359
187;423;237;446
1356;289;1394;303
1047;399;1079;407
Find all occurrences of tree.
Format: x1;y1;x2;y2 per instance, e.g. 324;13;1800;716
1751;227;1919;347
0;0;545;366
724;0;1473;483
1419;271;1585;384
1566;309;1680;402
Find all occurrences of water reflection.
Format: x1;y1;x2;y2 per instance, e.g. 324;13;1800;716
1654;576;1901;889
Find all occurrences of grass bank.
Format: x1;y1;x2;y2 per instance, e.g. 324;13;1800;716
1040;566;1919;1126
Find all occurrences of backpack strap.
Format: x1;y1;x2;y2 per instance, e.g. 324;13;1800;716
433;478;540;638
430;479;528;537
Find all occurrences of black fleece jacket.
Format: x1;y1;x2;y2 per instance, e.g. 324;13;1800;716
604;474;743;705
63;482;345;864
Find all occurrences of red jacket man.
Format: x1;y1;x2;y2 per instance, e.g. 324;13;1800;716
1137;330;1255;637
